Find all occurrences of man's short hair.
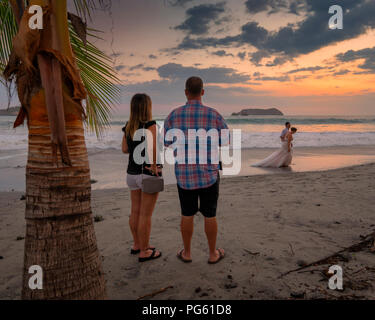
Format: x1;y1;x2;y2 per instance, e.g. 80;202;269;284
186;77;204;96
285;122;291;127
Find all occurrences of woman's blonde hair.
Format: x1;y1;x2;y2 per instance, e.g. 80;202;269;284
126;94;152;139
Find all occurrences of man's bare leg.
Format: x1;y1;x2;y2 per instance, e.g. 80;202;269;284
205;217;224;263
180;216;194;260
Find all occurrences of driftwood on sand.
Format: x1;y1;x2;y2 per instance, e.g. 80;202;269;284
279;231;375;278
137;286;174;300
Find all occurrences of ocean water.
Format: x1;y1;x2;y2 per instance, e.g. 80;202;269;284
1;115;375;151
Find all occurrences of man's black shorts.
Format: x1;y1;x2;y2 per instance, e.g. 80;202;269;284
177;176;220;218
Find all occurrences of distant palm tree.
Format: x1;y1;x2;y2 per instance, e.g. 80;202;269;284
0;0;120;299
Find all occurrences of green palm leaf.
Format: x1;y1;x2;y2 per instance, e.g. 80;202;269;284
0;0;121;136
0;0;18;73
70;24;121;136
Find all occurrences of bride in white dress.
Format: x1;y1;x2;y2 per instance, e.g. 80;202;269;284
253;128;298;168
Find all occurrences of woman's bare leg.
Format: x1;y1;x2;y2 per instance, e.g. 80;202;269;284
138;192;161;258
129;190;142;250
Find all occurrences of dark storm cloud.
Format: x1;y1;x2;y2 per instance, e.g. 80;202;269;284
244;0;270;14
254;75;291;82
237;52;246;60
171;0;375;65
114;64;126;72
286;66;326;74
293;75;310;81
212;50;234;57
157;63;250;83
250;50;270;66
260;0;375;57
174;21;267;50
167;0;195;7
265;56;289;67
129;64;156;72
336;47;375;73
174;2;226;35
333;69;351;76
129;64;145;71
110;52;124;59
244;0;306;15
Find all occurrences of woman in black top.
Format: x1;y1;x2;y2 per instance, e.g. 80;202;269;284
122;94;162;262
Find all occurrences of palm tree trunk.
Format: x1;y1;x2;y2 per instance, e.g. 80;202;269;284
3;0;107;299
22;90;106;300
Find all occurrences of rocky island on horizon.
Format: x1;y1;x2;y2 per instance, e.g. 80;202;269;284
232;108;284;116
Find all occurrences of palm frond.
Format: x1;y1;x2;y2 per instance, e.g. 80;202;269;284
70;24;121;136
0;1;18;74
72;0;112;22
0;0;121;136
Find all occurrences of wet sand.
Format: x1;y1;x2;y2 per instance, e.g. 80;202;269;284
1;145;375;192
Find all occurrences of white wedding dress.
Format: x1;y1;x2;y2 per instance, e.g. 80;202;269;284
252;139;293;168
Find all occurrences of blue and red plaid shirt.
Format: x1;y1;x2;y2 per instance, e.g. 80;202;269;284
164;100;229;190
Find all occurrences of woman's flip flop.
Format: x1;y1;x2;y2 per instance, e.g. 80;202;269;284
131;249;140;255
131;247;155;255
208;249;225;265
138;248;162;263
177;250;192;263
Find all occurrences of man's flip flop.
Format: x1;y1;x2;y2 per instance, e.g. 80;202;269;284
208;249;225;265
138;249;162;263
177;250;192;263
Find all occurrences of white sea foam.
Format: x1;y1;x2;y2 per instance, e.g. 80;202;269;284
1;116;375;151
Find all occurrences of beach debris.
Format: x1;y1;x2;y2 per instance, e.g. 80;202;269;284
243;249;260;256
137;285;174;300
290;291;305;299
279;231;375;278
224;282;238;290
16;236;25;241
289;243;295;256
0;256;3;260
194;287;213;297
90;179;98;185
224;275;238;290
20;195;26;201
297;260;308;267
94;215;104;223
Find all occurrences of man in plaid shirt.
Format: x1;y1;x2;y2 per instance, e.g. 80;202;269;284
164;77;228;264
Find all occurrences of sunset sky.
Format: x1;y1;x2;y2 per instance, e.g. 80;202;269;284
2;0;375;116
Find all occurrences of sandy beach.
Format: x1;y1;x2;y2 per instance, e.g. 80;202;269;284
1;160;374;300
